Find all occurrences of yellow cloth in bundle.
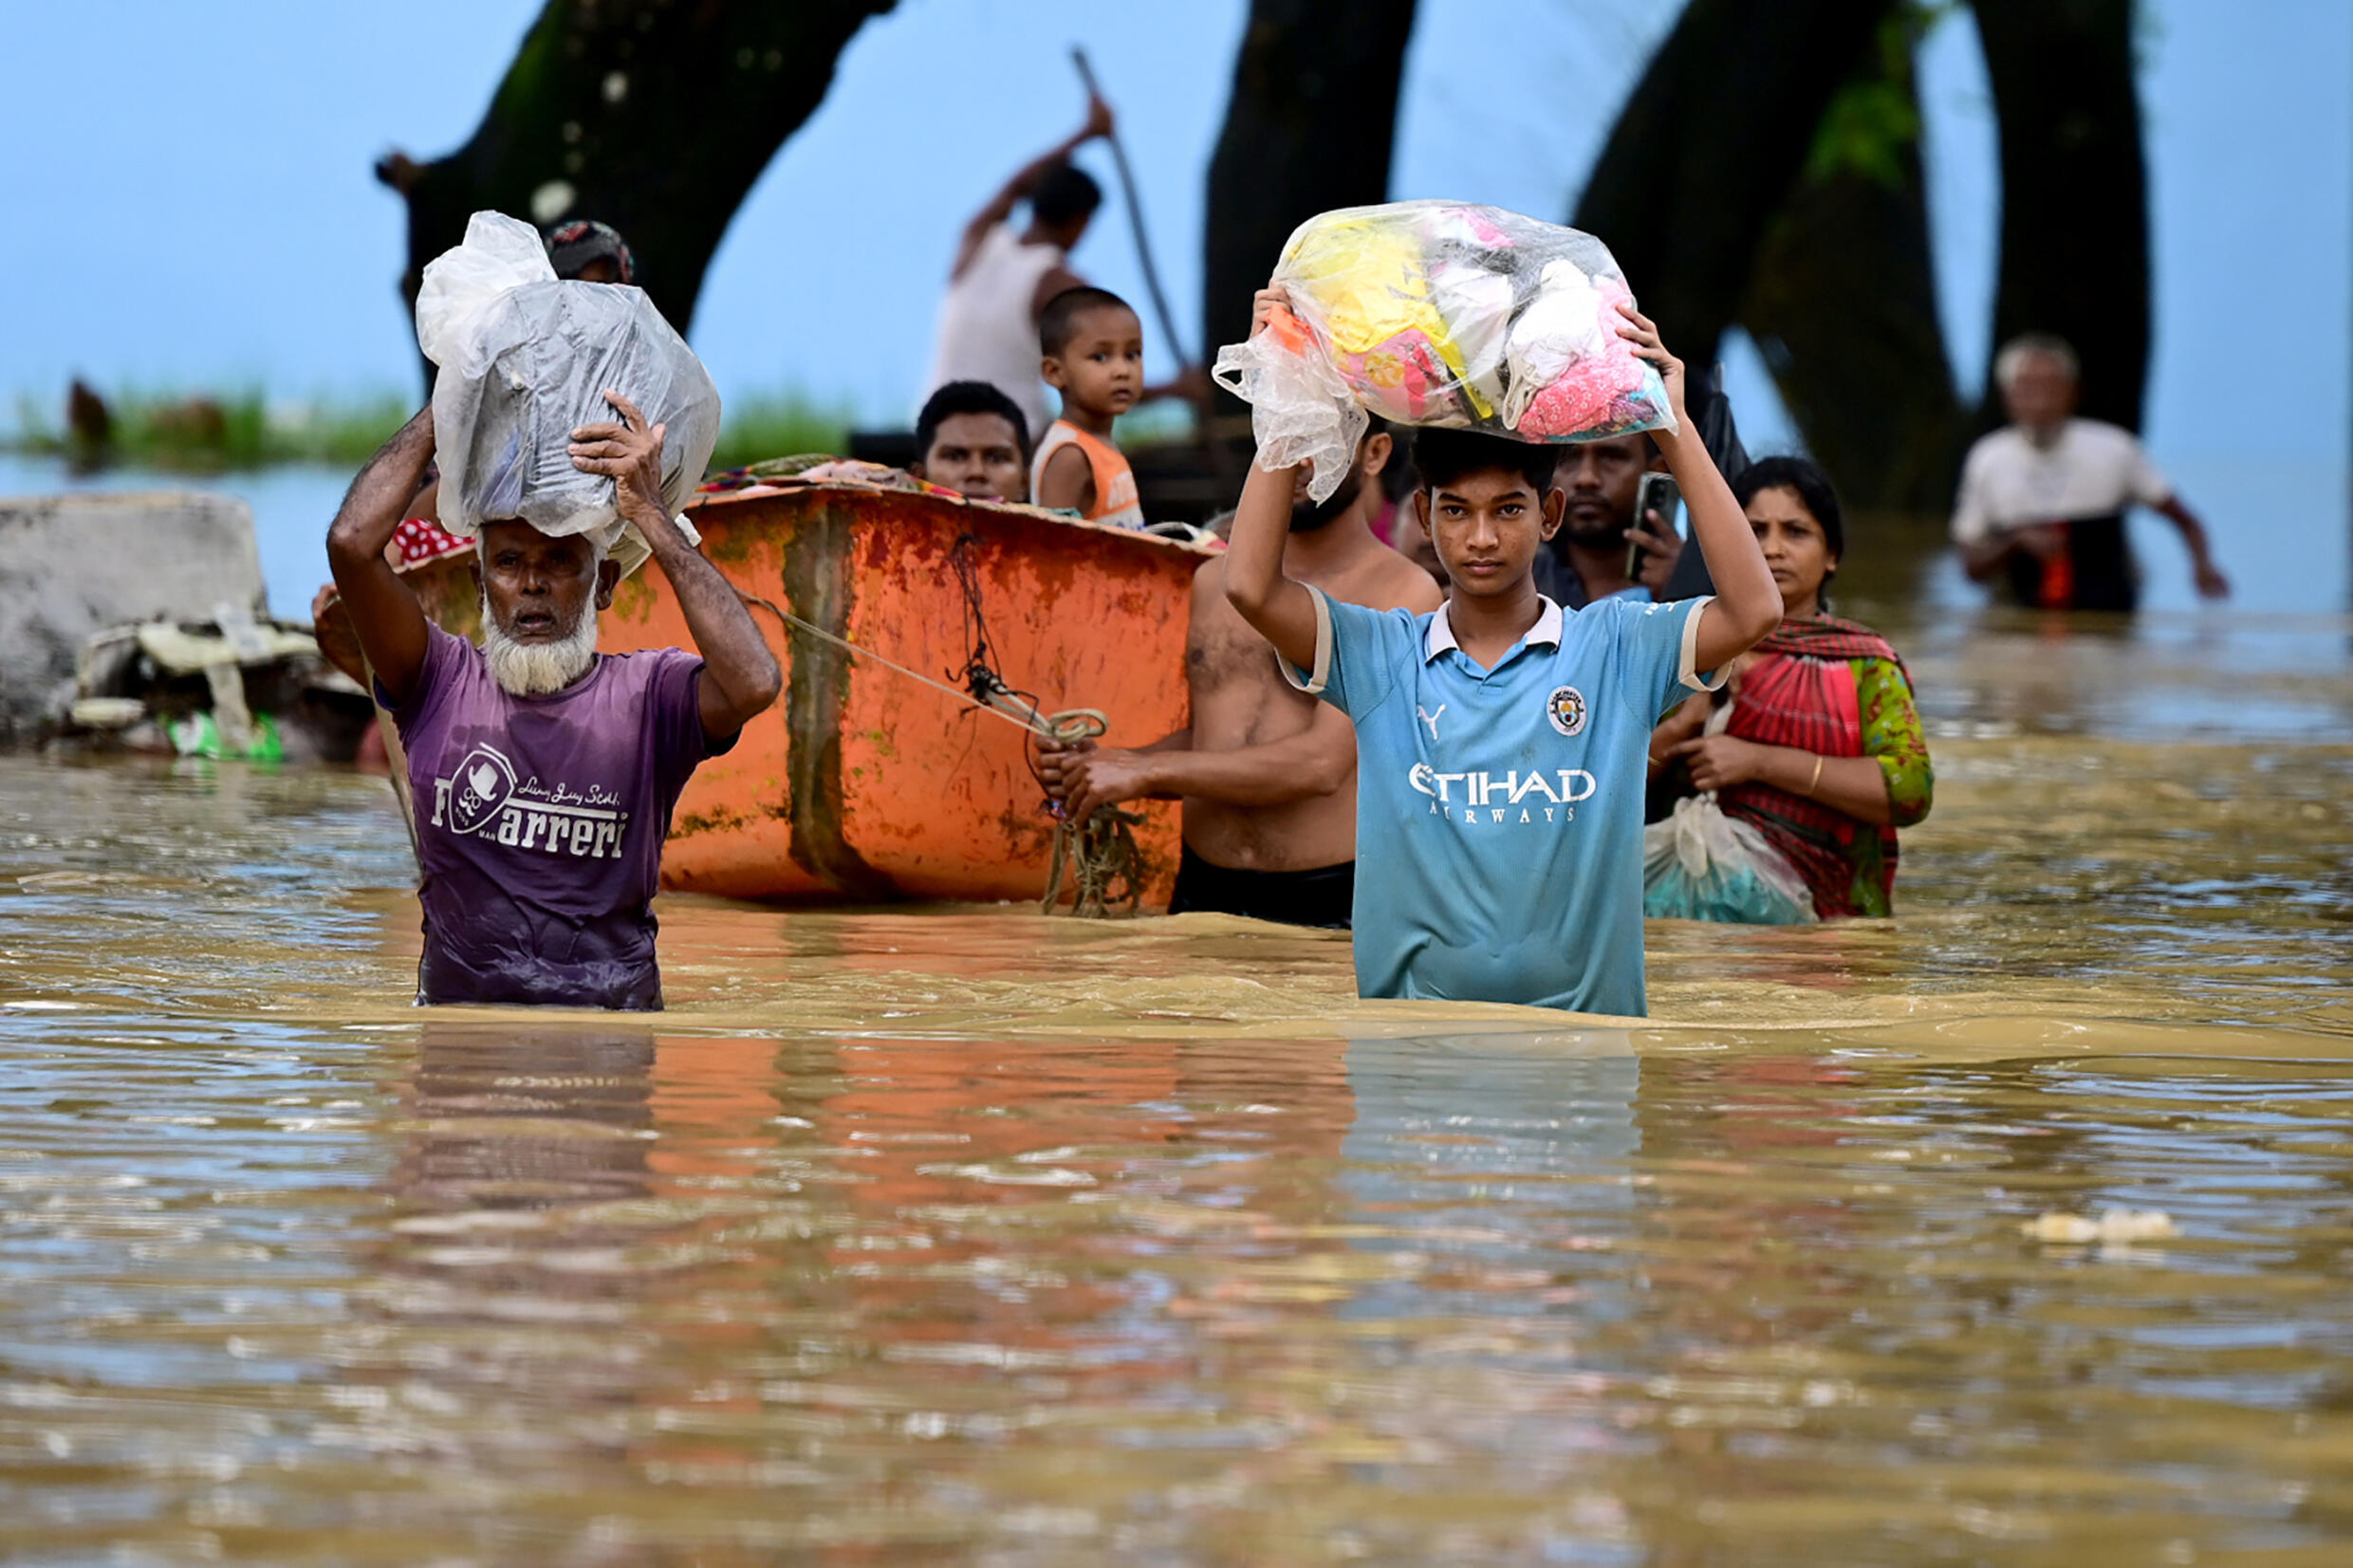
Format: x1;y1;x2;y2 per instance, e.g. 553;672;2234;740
1281;218;1491;418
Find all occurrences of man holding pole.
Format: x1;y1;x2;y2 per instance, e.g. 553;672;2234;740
922;87;1198;468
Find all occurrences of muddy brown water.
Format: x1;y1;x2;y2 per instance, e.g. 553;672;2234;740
3;606;2350;1565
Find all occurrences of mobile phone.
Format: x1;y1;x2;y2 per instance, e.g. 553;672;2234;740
1627;471;1682;580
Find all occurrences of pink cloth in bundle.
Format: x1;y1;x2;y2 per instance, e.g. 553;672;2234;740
1516;354;1651;436
1512;274;1654;438
1213;202;1678;504
1335;328;1466;425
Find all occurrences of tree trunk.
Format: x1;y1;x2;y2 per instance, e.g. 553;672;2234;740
1740;9;1968;511
1971;0;2151;429
1200;0;1420;369
1571;0;1898;372
379;0;897;388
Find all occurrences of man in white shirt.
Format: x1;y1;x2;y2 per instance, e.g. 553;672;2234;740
923;98;1202;471
1952;334;2229;611
923;100;1113;442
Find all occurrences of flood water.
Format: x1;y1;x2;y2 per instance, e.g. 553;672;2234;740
4;605;2351;1564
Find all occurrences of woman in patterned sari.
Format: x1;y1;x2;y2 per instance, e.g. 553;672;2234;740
1648;456;1933;918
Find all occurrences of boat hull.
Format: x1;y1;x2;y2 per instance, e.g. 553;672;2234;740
597;484;1201;905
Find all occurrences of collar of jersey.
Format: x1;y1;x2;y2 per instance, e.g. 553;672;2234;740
1423;595;1565;664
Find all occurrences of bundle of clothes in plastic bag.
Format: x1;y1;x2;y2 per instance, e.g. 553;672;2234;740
1640;702;1818;926
1213;200;1675;500
415;211;721;575
1642;793;1819;926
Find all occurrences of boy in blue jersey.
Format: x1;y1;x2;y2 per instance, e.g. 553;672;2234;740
1224;291;1782;1016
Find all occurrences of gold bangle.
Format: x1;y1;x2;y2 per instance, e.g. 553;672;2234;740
1804;754;1825;796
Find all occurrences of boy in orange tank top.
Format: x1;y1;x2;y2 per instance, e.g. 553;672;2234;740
1030;286;1147;528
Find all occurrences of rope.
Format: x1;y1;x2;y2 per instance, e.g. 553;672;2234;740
743;594;1078;739
734;590;1138;918
1041;794;1144;918
359;651;422;868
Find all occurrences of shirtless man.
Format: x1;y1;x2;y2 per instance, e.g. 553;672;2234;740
1038;424;1441;927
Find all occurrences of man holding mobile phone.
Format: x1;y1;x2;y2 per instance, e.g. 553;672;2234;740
1527;365;1752;608
1533;434;1685;607
1626;470;1683;582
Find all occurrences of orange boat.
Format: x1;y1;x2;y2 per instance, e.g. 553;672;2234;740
321;480;1210;907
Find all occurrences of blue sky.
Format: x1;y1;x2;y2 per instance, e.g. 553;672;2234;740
5;0;2348;608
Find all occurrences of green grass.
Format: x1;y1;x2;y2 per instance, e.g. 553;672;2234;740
7;387;416;471
7;382;859;477
707;390;854;472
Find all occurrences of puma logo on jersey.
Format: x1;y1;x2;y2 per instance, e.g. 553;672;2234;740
1417;703;1446;741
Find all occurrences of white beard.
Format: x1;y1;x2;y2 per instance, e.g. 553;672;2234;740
480;594;600;695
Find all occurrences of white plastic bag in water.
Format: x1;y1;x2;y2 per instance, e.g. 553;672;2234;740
1641;795;1819;926
1212;200;1677;501
416;212;720;571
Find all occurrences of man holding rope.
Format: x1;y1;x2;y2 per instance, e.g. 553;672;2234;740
1038;424;1439;928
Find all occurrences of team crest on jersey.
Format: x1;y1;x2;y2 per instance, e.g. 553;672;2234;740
1546;685;1587;737
446;744;517;836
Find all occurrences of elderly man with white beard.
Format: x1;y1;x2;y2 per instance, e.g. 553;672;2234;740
327;396;780;1009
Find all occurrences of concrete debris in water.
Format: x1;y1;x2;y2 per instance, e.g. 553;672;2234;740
0;491;267;744
2021;1208;2178;1244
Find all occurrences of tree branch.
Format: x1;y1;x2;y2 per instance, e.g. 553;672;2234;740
1572;0;1899;371
380;0;899;391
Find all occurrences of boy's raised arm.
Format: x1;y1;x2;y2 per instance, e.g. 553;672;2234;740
1220;288;1325;673
1616;304;1780;672
1221;453;1323;674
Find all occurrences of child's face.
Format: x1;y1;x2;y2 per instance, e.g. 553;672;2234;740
1413;470;1565;599
1042;305;1143;420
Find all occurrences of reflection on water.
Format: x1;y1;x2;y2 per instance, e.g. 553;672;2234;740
3;616;2351;1562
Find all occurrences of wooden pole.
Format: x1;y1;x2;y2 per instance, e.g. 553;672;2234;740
361;653;421;871
1069;47;1234;495
1071;46;1191;368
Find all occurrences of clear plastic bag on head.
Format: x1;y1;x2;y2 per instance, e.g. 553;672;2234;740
1210;305;1367;495
417;212;720;566
1213;200;1677;501
1641;795;1819;926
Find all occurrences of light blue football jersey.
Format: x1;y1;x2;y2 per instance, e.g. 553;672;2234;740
1288;589;1722;1017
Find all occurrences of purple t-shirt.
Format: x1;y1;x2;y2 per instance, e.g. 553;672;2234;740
387;622;731;1010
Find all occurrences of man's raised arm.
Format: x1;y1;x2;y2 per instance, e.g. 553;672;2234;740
325;407;436;708
952;95;1113;280
570;392;781;743
1221;457;1325;675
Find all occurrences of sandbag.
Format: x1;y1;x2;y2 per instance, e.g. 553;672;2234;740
416;212;719;571
1642;795;1819;926
1212;201;1676;500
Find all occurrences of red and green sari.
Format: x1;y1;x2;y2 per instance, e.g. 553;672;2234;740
1716;617;1934;919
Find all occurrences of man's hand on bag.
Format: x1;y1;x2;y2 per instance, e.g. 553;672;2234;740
569;390;670;530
